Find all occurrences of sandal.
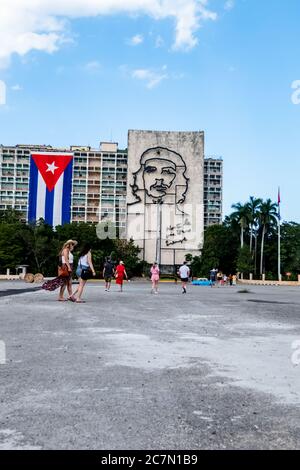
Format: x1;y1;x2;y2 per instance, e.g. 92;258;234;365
75;300;86;303
68;296;76;302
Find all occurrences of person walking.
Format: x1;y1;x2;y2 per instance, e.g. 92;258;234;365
217;270;223;287
115;261;128;292
42;239;77;299
59;239;78;302
209;268;217;287
150;262;160;294
59;240;78;301
178;261;190;294
74;244;96;303
103;257;115;292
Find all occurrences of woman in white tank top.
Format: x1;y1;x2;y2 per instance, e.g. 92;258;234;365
78;253;88;267
62;252;74;265
74;243;96;303
58;239;77;302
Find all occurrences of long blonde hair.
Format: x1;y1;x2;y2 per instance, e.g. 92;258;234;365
59;240;77;256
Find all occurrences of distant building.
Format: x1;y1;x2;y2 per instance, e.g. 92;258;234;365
0;140;223;235
70;142;127;232
204;157;223;228
126;130;204;266
0;142;127;232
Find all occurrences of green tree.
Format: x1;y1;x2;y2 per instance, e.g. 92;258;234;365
185;253;193;262
56;222;115;254
281;222;300;276
19;220;57;275
89;249;105;276
231;202;251;248
193;225;239;277
0;223;24;271
247;196;262;254
236;245;254;276
0;210;144;276
112;239;142;277
0;208;23;224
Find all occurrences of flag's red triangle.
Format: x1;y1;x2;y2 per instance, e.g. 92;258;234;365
32;153;73;192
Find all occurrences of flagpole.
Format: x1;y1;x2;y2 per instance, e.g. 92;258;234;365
278;187;281;282
278;217;281;282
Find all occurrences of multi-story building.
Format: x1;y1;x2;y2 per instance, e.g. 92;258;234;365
203;157;223;228
70;142;127;231
0;144;48;218
0;142;223;231
0;142;127;232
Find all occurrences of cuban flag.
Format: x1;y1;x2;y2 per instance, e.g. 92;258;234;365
28;152;73;227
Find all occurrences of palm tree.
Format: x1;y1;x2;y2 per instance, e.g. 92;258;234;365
231;202;251;248
223;214;241;239
247;196;262;254
258;199;278;276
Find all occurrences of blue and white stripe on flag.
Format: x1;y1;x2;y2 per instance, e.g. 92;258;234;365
28;152;73;227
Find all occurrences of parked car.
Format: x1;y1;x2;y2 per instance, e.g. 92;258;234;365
192;278;212;286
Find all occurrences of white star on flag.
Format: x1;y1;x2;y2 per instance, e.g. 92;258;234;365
46;161;59;175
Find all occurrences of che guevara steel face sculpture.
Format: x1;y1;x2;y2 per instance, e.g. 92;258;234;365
130;147;189;206
129;147;191;246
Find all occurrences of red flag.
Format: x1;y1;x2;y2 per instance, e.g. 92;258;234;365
32;153;73;192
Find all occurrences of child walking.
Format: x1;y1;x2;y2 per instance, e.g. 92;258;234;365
150;262;160;294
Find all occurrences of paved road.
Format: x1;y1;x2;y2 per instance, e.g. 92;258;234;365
1;280;300;449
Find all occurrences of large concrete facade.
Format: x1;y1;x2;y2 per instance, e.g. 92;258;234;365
126;130;204;266
1;136;221;245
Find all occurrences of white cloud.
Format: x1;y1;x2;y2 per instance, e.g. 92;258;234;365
127;34;144;46
121;63;184;88
84;60;102;72
0;0;217;68
132;66;169;89
11;84;23;91
224;0;235;11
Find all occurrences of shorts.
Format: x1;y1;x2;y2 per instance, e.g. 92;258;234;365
181;277;189;283
105;277;112;283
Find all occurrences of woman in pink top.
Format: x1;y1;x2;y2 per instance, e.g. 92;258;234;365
150;262;160;294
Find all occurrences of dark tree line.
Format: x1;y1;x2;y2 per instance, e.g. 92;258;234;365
1;203;299;281
0;209;142;277
191;197;300;280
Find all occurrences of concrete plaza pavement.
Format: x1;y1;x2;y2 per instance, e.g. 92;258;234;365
1;280;300;449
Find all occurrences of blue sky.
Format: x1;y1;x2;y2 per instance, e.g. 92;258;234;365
0;0;300;221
